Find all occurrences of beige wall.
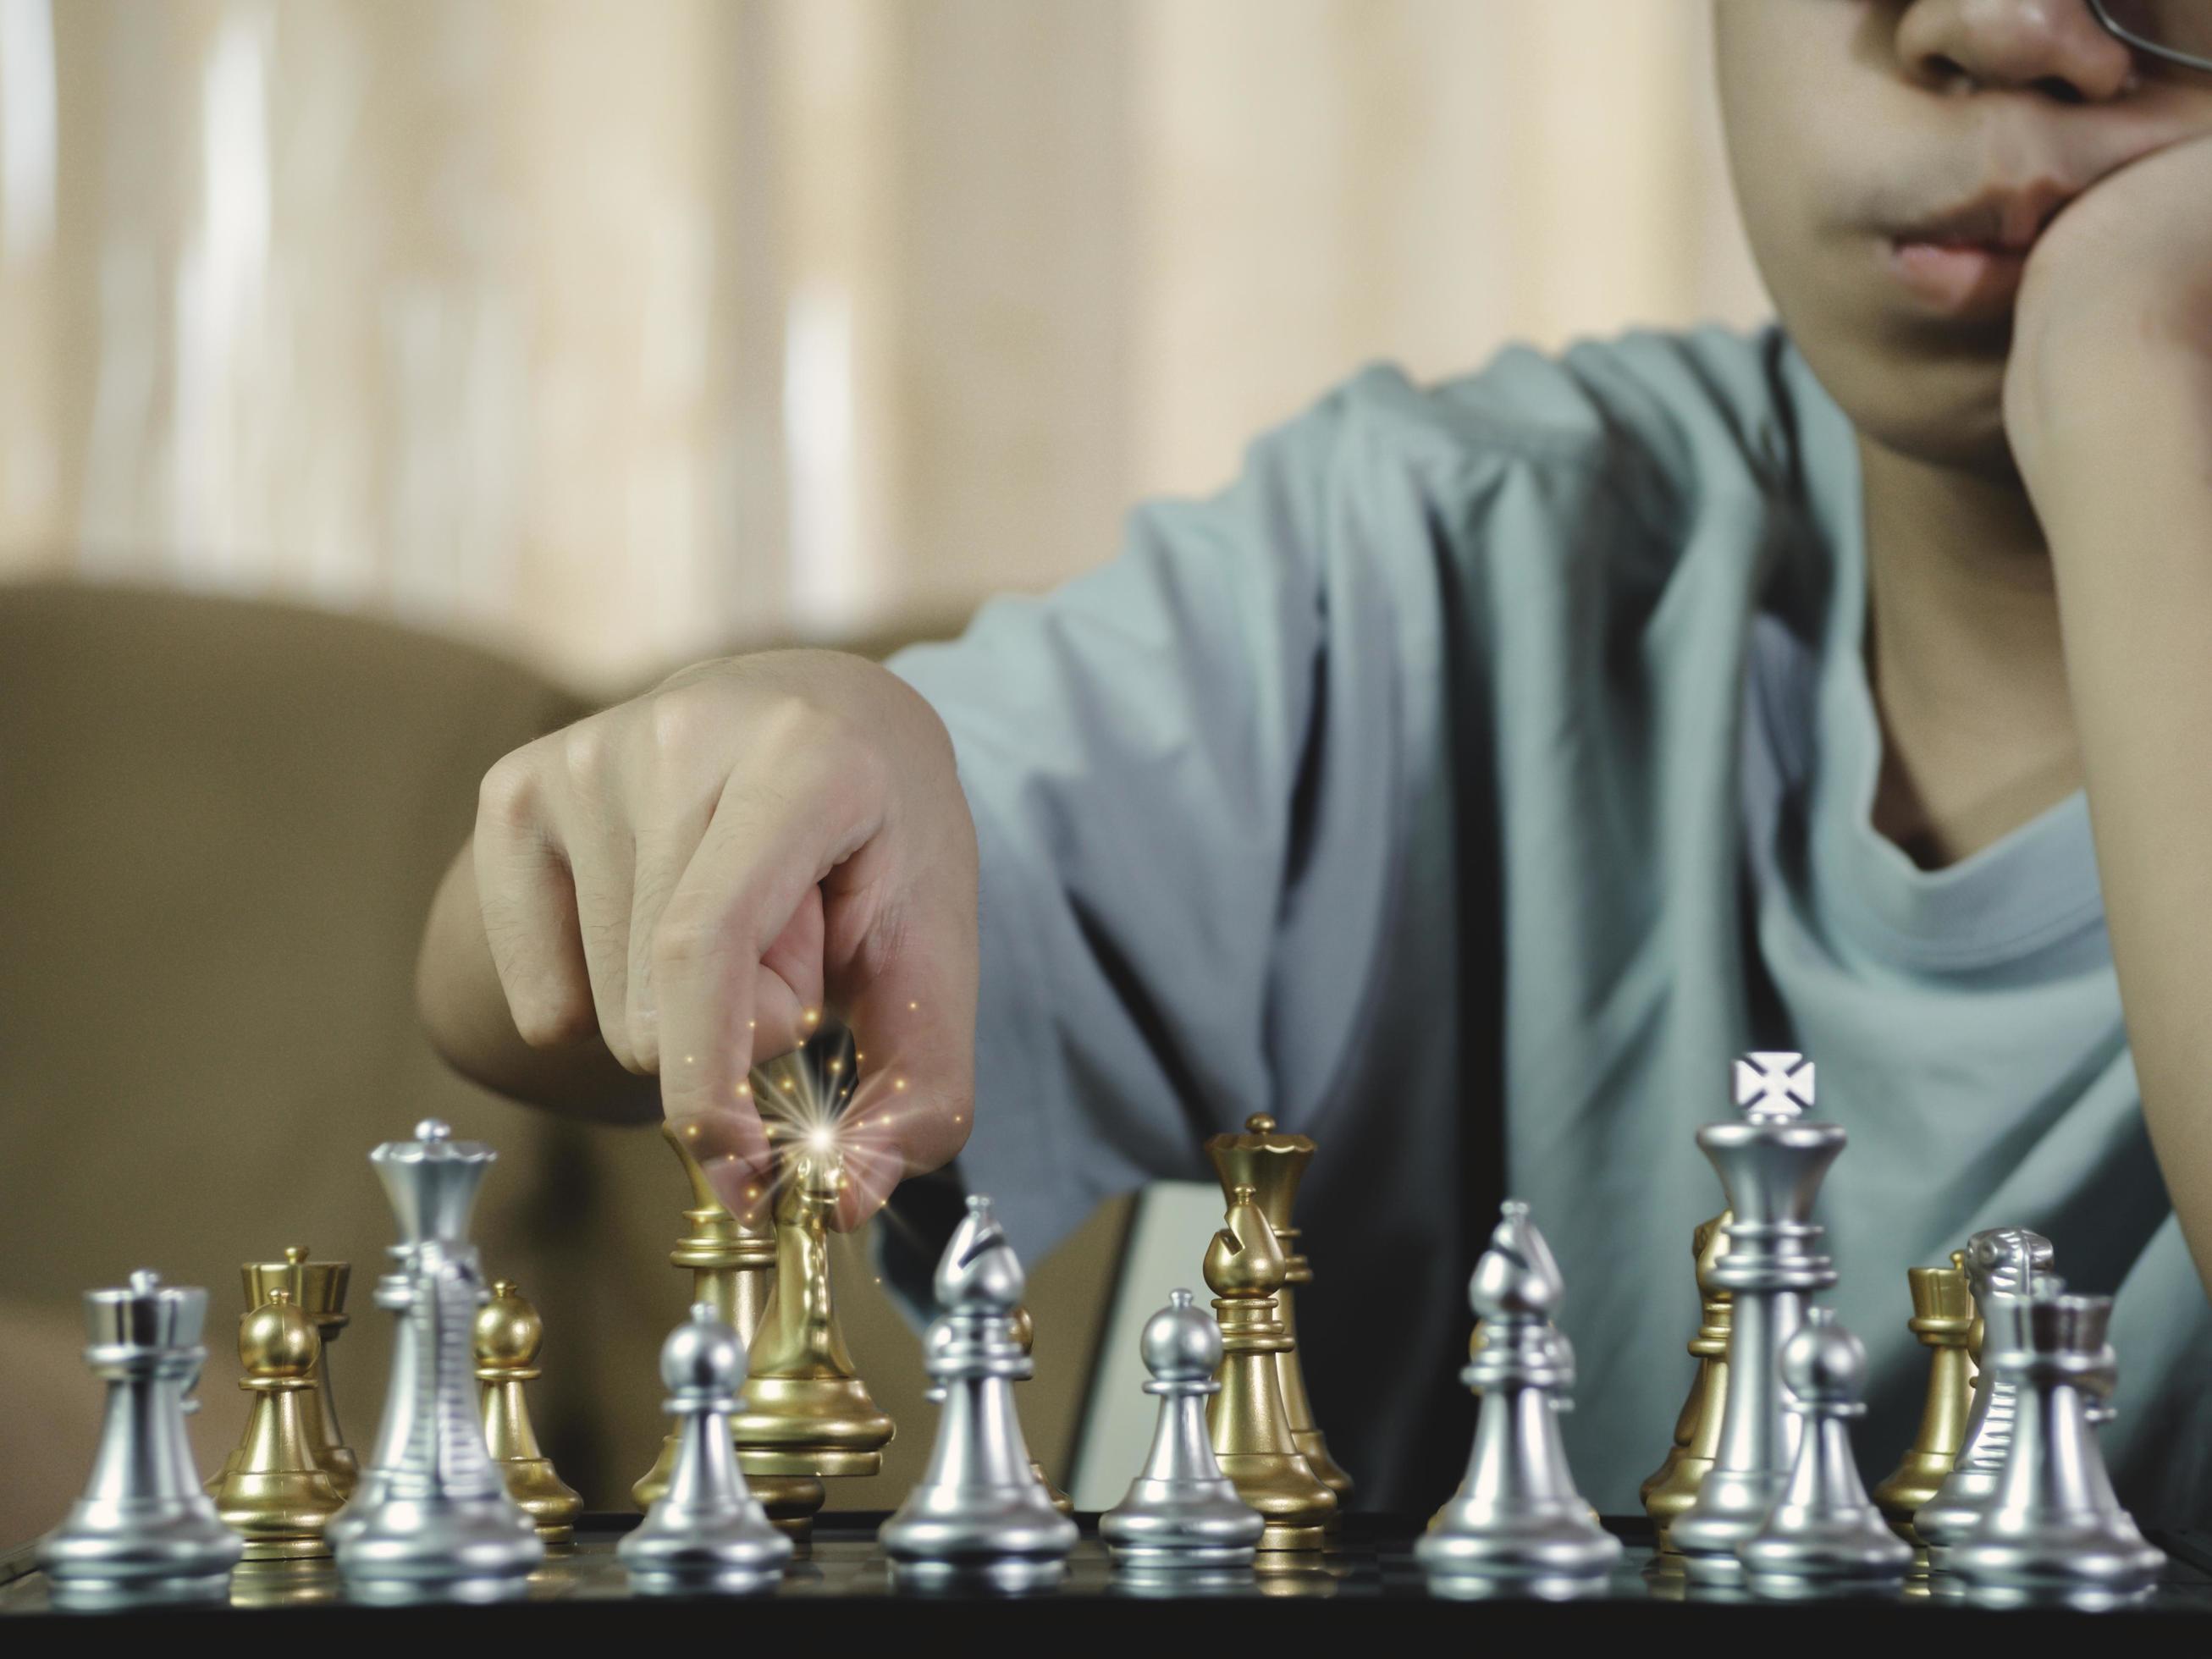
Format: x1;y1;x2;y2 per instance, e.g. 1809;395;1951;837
0;0;1768;695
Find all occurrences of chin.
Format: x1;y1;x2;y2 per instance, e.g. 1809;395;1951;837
1797;306;2020;478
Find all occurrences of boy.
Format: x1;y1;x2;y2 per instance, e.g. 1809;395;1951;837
416;1;2212;1518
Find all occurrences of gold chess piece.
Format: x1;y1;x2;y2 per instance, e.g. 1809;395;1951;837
1640;1210;1732;1551
215;1247;355;1497
1870;1249;1976;1546
212;1288;345;1558
475;1279;583;1546
725;1113;895;1536
632;1118;826;1528
1011;1305;1075;1515
1204;1114;1353;1504
1205;1182;1337;1552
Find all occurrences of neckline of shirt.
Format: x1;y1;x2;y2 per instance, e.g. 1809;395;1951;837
1779;340;2107;973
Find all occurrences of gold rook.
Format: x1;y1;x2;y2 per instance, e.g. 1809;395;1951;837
1640;1211;1732;1552
1871;1250;1976;1547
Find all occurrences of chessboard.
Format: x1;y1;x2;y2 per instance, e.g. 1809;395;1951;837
8;1514;2212;1634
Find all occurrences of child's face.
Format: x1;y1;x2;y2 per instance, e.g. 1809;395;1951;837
1713;1;2212;479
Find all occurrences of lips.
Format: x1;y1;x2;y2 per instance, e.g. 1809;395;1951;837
1882;179;2075;318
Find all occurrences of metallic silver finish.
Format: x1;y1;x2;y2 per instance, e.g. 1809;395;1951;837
621;1302;795;1594
37;1271;244;1607
1914;1226;2055;1566
879;1194;1078;1592
1950;1291;2166;1606
1738;1309;1912;1593
1100;1290;1265;1570
331;1120;543;1600
1672;1052;1845;1579
1417;1200;1622;1590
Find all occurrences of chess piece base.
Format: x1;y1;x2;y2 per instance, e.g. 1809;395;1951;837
39;1502;243;1602
1739;1518;1912;1587
1416;1505;1622;1584
1870;1449;1955;1546
879;1483;1078;1589
1949;1520;2166;1595
333;1496;544;1592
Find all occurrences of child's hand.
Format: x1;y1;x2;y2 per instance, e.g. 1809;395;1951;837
2005;130;2212;517
463;648;979;1226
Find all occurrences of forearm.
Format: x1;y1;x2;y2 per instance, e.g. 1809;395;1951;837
2043;370;2212;1292
415;838;659;1124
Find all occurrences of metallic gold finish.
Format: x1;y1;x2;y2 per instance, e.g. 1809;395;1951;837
1870;1250;1976;1546
1009;1305;1075;1515
632;1120;825;1527
726;1128;895;1506
1204;1113;1353;1503
475;1280;583;1546
212;1289;346;1560
1640;1211;1732;1551
234;1246;356;1496
1204;1182;1336;1552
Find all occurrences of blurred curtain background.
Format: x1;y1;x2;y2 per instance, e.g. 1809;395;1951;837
0;0;1767;697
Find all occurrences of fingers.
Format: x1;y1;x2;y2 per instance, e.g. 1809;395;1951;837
472;749;596;1050
625;787;717;1076
654;745;872;1182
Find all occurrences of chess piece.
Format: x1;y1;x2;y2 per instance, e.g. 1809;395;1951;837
632;1117;824;1528
1205;1113;1353;1503
1869;1251;1975;1546
1671;1052;1844;1578
1914;1226;2055;1566
621;1302;796;1595
1100;1290;1265;1570
1639;1211;1731;1552
1010;1306;1075;1515
475;1280;583;1546
330;1118;543;1599
725;1116;895;1539
880;1194;1079;1590
212;1289;346;1558
1737;1309;1912;1592
1418;1200;1621;1590
1204;1183;1338;1551
1949;1289;2165;1603
243;1246;356;1496
38;1271;244;1607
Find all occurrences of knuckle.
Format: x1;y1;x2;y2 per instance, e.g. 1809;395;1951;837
477;748;543;833
652;903;729;972
648;684;721;764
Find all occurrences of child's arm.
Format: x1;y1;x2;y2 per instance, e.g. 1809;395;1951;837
2008;132;2212;1296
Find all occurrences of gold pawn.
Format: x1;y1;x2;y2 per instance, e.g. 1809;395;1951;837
632;1117;825;1529
1870;1249;1977;1546
212;1289;345;1558
1640;1210;1732;1552
1010;1305;1075;1515
475;1279;583;1546
1204;1113;1354;1505
215;1246;355;1497
1205;1182;1337;1552
725;1110;895;1532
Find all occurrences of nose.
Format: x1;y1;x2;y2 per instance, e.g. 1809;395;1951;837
1895;0;2140;100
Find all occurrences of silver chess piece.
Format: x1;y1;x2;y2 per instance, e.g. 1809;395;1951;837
1737;1309;1912;1595
1914;1226;2055;1567
1671;1052;1844;1579
330;1119;543;1600
1100;1290;1265;1572
621;1301;795;1594
37;1271;244;1607
1417;1200;1622;1594
1949;1289;2166;1606
878;1193;1079;1592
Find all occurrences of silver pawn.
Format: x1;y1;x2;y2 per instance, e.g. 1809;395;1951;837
1915;1226;2055;1567
1950;1289;2166;1605
621;1302;794;1594
38;1271;244;1607
1738;1309;1912;1594
1671;1051;1844;1579
332;1119;543;1600
879;1194;1078;1592
1100;1290;1264;1571
1417;1200;1621;1592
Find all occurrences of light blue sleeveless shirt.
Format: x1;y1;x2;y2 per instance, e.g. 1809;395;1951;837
885;322;2212;1521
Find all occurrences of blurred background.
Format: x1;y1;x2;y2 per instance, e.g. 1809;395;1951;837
0;0;1770;1546
0;0;1765;693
